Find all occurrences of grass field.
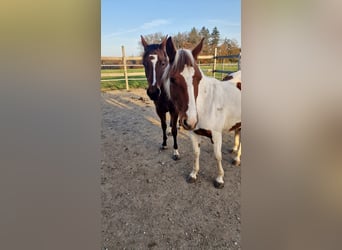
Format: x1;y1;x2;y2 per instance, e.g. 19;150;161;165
100;64;238;91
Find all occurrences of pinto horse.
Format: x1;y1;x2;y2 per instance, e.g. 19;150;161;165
141;35;180;160
223;70;242;163
163;37;241;188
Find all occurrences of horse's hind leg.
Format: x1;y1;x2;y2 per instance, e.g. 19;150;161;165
230;129;240;154
170;112;180;160
232;142;241;166
187;132;201;183
212;132;225;189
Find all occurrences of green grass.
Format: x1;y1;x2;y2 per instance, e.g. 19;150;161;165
101;76;147;91
100;63;239;91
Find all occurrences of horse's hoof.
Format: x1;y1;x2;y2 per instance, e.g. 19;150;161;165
172;154;180;160
160;145;168;150
213;180;224;189
232;159;241;166
187;175;197;183
229;149;237;154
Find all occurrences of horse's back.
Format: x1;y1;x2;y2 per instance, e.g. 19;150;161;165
196;78;241;132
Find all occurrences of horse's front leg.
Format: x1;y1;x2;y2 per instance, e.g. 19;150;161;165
187;132;201;183
157;109;168;149
170;111;180;160
212;131;225;189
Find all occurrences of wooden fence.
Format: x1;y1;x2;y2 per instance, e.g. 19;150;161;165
101;46;240;90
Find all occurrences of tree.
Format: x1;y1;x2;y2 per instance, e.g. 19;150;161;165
142;32;166;44
138;32;167;55
199;26;210;54
172;32;189;48
219;38;240;62
188;27;200;46
209;26;220;53
137;27;240;58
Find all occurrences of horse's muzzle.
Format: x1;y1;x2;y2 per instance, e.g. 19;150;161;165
146;87;161;101
181;116;197;130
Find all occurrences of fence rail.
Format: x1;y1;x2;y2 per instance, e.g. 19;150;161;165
101;46;240;90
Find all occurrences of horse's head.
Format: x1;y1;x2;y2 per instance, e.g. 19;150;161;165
141;35;168;101
164;37;204;130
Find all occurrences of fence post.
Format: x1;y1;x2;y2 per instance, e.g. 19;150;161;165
121;45;129;91
213;47;217;78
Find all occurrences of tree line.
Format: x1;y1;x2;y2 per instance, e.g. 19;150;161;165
140;26;240;60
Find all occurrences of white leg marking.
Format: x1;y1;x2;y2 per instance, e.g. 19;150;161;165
215;176;224;184
189;132;201;179
166;126;172;136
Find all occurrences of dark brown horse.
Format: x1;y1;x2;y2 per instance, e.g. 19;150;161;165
141;35;180;160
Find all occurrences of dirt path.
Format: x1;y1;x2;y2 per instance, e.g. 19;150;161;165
101;89;241;249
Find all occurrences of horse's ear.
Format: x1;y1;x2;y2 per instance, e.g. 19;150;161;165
192;37;204;60
160;35;168;50
166;36;176;64
141;35;148;50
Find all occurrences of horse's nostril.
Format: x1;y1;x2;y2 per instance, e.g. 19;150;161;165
182;118;191;130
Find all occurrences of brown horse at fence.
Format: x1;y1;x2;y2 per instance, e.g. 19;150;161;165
141;35;180;160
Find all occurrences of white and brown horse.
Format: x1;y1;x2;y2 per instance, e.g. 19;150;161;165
223;70;241;162
141;35;180;160
163;37;241;188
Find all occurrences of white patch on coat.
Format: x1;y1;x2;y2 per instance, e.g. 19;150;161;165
180;65;197;128
195;74;241;132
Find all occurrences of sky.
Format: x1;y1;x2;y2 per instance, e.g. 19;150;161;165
101;0;241;56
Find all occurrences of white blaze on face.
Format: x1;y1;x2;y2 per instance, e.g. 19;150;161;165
150;54;158;86
180;65;197;128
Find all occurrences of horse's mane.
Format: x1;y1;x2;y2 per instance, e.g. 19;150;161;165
142;44;165;60
163;49;196;98
170;49;195;74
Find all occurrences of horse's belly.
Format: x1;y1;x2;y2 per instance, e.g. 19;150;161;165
197;107;240;132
